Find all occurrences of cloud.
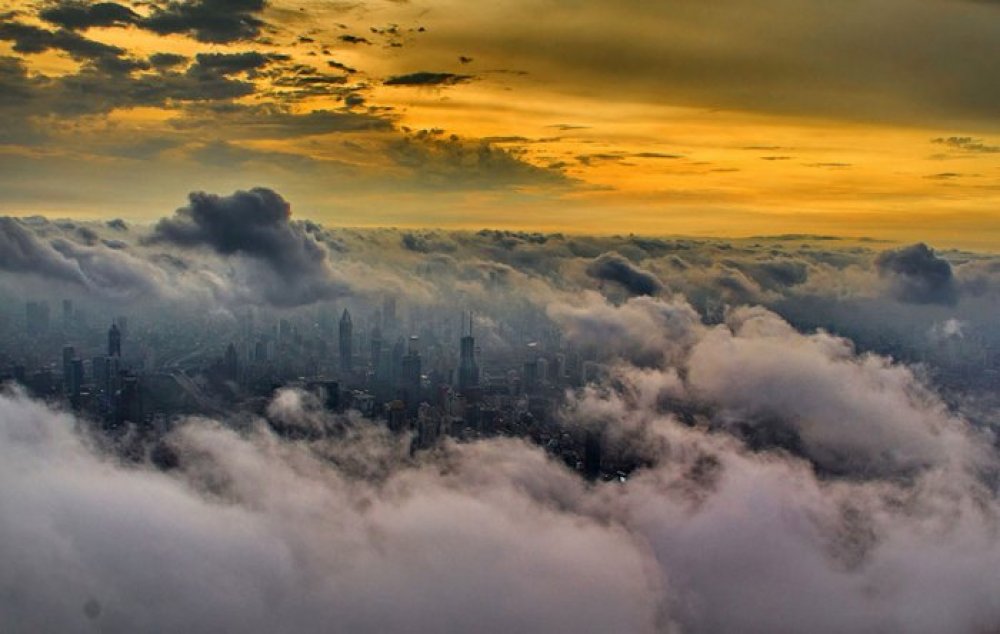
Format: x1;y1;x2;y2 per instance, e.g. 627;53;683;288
38;2;139;30
0;389;663;633
384;72;473;86
932;136;1000;153
586;251;664;296
0;21;125;60
0;217;86;285
189;51;274;75
876;243;958;305
143;0;268;44
146;188;349;306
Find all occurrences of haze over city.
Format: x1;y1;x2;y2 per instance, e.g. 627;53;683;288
1;1;1000;632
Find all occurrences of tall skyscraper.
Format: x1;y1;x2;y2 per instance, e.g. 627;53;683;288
370;324;383;369
382;295;397;332
108;322;121;357
26;301;50;335
69;359;84;398
458;313;479;392
62;345;75;391
224;343;239;382
339;309;353;373
400;335;422;411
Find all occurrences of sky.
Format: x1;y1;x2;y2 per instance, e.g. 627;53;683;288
0;0;998;247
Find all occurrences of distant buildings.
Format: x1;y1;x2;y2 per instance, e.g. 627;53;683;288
339;309;353;373
108;323;121;357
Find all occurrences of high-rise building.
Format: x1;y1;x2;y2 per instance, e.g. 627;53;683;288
108;323;121;357
224;343;239;382
92;356;110;393
26;301;50;335
69;359;84;398
382;295;397;332
400;335;422;411
458;313;479;393
370;324;383;369
339;309;353;373
62;344;75;390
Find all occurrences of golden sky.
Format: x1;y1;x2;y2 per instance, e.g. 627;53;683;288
0;0;998;248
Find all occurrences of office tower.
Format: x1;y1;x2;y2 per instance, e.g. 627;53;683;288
458;313;479;392
62;344;75;390
382;295;397;332
400;336;422;411
92;356;109;393
115;374;142;425
523;358;539;393
278;319;292;343
370;324;382;369
26;301;50;335
339;309;353;373
108;322;121;357
224;343;239;382
583;429;602;480
69;359;84;397
116;316;128;338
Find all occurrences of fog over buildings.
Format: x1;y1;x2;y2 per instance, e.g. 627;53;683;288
1;187;1000;632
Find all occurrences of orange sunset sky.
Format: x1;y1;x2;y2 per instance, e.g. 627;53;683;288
1;0;998;248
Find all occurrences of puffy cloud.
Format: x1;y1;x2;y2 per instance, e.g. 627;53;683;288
142;0;268;44
39;2;140;30
548;292;703;367
0;389;663;633
876;243;958;305
147;188;349;306
586;251;664;296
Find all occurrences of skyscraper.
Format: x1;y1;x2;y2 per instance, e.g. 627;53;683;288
224;343;239;382
370;324;383;369
458;312;479;393
339;308;353;373
108;322;121;357
62;345;75;391
400;335;422;412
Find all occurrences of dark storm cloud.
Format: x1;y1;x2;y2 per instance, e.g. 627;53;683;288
190;51;274;74
148;52;188;69
586;251;663;296
726;258;809;290
384;71;473;86
0;21;124;60
143;0;268;43
106;218;128;231
39;1;139;30
876;243;958;305
146;188;348;306
0;217;85;285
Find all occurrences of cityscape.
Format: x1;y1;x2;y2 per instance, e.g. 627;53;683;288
4;293;622;478
2;0;1000;631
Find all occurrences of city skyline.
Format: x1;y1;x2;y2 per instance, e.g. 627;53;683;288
2;1;1000;632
